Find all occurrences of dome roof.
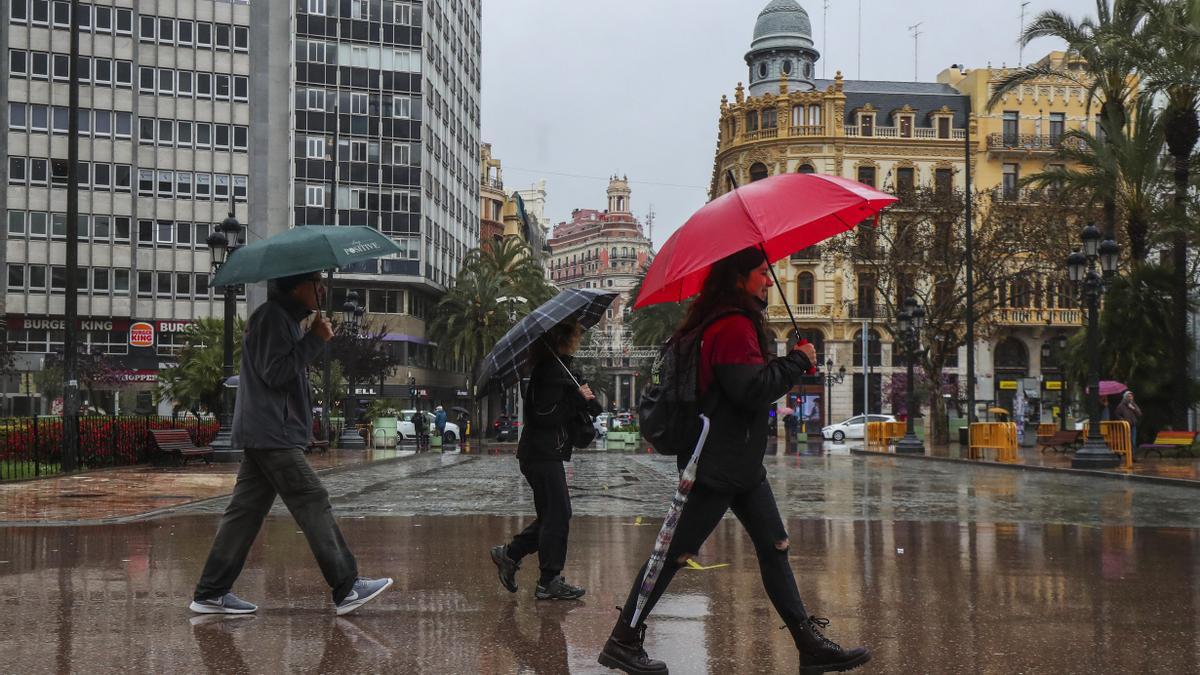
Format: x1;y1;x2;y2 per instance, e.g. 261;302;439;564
753;0;812;41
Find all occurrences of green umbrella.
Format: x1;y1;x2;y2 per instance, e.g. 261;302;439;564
212;226;403;287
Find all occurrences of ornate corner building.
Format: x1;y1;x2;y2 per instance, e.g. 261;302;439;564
714;0;1098;422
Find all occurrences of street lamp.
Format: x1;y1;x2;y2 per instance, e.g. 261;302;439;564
895;296;926;454
206;211;244;460
822;357;847;431
337;291;366;449
1067;223;1121;469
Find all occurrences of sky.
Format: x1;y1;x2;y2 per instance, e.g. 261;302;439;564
480;0;1099;249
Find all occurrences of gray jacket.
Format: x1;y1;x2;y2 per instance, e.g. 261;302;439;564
230;294;325;450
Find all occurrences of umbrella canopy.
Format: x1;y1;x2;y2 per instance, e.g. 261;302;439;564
1087;380;1128;397
475;288;618;396
449;406;471;416
212;226;404;287
635;173;897;308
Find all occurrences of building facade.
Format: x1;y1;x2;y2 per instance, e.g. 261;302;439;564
252;0;481;410
714;0;1094;424
547;177;653;410
3;0;252;414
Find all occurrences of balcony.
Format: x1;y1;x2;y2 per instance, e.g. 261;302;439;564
845;126;965;140
991;187;1061;204
849;303;885;320
986;133;1072;155
481;178;504;191
766;304;833;320
993;307;1082;326
790;246;822;261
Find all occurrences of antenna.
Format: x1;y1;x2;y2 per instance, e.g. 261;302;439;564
1019;1;1032;66
645;204;656;245
823;0;830;79
908;22;923;81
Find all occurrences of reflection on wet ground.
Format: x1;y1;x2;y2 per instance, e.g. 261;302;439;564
1;514;1198;674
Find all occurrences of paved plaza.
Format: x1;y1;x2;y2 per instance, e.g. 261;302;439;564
2;449;1200;673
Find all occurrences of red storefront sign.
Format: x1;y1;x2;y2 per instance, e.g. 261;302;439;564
113;370;159;383
129;322;155;347
5;315;130;331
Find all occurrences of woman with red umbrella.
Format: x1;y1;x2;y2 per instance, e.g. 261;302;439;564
597;247;870;675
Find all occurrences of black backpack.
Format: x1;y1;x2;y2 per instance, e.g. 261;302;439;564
638;310;750;455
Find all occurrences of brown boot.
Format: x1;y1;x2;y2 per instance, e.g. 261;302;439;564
598;619;668;674
787;616;871;674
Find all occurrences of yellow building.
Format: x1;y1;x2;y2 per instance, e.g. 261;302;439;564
713;1;1094;422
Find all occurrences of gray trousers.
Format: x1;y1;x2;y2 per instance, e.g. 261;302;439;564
193;447;358;603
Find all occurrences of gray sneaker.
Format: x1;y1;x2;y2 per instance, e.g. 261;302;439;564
335;577;394;616
535;576;585;600
188;592;258;615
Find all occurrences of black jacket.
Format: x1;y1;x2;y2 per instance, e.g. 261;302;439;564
677;313;812;492
517;355;603;462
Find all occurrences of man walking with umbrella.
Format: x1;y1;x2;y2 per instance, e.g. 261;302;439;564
190;271;392;616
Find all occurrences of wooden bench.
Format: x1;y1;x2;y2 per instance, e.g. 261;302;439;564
1039;430;1083;454
1137;431;1199;459
149;428;214;465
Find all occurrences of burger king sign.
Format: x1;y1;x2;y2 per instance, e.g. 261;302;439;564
129;322;155;348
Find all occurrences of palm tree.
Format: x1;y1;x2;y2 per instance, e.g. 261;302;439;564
628;272;687;347
465;236;555;307
1134;0;1200;427
156;318;244;413
986;0;1148;241
1018;98;1168;263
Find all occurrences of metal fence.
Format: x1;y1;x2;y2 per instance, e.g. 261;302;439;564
0;415;219;482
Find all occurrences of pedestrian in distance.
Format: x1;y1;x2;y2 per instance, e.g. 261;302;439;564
434;405;448;437
597;248;870;675
490;317;602;601
412;409;428;451
190;271;392;617
1114;390;1142;446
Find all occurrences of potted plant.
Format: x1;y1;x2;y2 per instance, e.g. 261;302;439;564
608;424;640;445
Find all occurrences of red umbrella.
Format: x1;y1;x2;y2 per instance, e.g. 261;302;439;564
635;173;897;309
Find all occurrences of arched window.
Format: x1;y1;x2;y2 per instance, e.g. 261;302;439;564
995;337;1029;372
852;329;882;367
796;272;815;305
725;173;737;193
797;163;815;174
749;162;769;182
758;62;768;79
808;104;822;127
792;105;804;127
782;60;792;75
746;110;759;133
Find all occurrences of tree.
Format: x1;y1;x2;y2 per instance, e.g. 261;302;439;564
328;321;402;389
628;272;687;347
825;187;1088;444
1019;98;1169;263
37;346;123;413
156;318;244;414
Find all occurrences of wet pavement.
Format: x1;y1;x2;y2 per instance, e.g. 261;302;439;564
3;450;1200;673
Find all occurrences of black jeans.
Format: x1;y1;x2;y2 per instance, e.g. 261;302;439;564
507;459;572;582
619;476;808;626
194;447;359;603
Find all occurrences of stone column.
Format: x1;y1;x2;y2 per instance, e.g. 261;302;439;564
630;373;637;407
614;374;622;410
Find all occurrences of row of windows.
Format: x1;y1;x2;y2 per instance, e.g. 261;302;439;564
551;246;641;268
136;170;249;202
9;328;131;357
7;211;133;242
9;1;134;34
135;219;221;250
139;67;248;102
301;137;418;166
139;118;248;152
299;184;422;218
8;157;133;192
304;0;420;26
138;14;249;52
296;39;422;73
8;264;132;296
298;88;416;118
9;49;134;87
8;103;133;137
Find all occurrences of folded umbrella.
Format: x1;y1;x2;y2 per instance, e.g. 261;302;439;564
476;288;618;396
212;226;404;287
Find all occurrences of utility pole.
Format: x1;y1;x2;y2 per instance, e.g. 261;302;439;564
965;117;976;425
62;0;82;472
1019;1;1031;66
908;22;923;82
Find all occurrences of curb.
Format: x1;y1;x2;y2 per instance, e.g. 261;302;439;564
851;448;1200;490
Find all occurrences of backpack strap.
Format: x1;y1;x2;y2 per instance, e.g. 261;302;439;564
691;308;757;416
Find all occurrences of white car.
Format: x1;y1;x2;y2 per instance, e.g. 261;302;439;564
398;410;461;443
593;413;609;437
822;414;897;442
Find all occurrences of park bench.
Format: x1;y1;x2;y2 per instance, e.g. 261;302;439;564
1039;430;1083;454
149;428;213;466
1137;431;1199;459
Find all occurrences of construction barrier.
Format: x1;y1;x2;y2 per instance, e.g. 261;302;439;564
1036;423;1057;442
865;421;909;453
968;422;1018;463
1081;420;1133;470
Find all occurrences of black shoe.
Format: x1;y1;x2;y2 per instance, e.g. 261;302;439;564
489;545;519;593
788;617;871;674
534;575;585;600
598;620;668;674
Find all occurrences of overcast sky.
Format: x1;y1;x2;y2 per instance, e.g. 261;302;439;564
480;0;1098;249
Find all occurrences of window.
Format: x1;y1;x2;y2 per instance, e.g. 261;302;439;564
899;116;913;138
7;210;26;235
307;137;326;159
350;93;368;115
139;15;155;41
50;106;68;134
196;173;212;198
11;0;28;22
1049;112;1065;144
137;219;153;246
306;88;326;111
215;24;231;50
139;118;155;144
116;61;133;87
93;163;111;189
391;142;411;165
51;266;67;293
92;269;109;293
215;175;230;199
196;122;212;148
857;166;877;188
8;265;25;290
859;112;874;137
234;176;248;202
177;121;193;146
178;71;193;96
30;158;48;185
308;0;327;15
234;26;248;52
215;74;230;100
116;8;132;34
350;140;368;161
195;274;209;298
896;167;915;195
157;171;174;198
195;223;209;246
138;169;154;196
156;271;173;298
233;126;248;151
52;53;69;81
176;273;192;297
1002;111;1019;145
935;168;952;197
937;116;951;139
29;212;48;238
306;40;327;63
749;162;769;182
197;73;212;98
392;95;412;118
29;265;47;290
115;164;131;191
351;0;369;18
51;0;68;27
177;172;192;199
158;119;174;145
197;22;212;47
156;220;174;245
30;105;48;131
1002;163;1019;200
9;49;28;77
137;271;153;297
31;51;49;79
306;184;326;207
93;215;110;240
114;270;130;294
233;76;248;101
176;221;192;246
114;217;131;241
158;68;174;94
158;17;174;43
48;160;67;187
95;6;111;32
8;103;27;130
139;66;155;92
94;58;112;84
215;124;230;149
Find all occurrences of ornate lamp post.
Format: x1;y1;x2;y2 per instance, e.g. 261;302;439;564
337;292;366;449
1068;223;1121;469
895;296;927;454
822;358;847;430
206;212;244;460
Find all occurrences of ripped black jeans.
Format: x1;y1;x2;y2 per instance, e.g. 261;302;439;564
619;476;808;626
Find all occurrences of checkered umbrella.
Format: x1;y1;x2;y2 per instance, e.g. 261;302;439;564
475;288;618;397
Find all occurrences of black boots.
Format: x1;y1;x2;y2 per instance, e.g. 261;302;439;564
787;616;871;674
598;620;668;674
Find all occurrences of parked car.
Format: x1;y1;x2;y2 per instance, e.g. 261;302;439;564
821;414;897;442
493;414;520;441
398;410;461;443
614;412;634;428
594;413;612;434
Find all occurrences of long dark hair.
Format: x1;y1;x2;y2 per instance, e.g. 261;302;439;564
673;246;771;355
530;316;581;371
